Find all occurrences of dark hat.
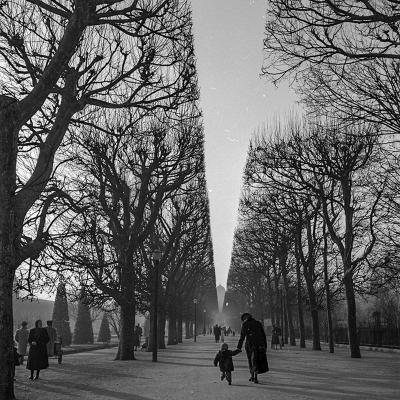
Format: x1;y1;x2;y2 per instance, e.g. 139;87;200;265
21;321;27;326
241;313;251;321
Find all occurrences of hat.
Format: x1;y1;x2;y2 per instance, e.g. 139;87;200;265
241;313;251;321
221;343;228;350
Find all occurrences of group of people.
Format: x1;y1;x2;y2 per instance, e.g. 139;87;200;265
14;320;58;380
212;324;235;343
213;313;268;385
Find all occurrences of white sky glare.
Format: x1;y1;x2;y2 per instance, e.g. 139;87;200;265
191;0;297;288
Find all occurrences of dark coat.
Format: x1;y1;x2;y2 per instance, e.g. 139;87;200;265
237;317;267;350
271;327;281;345
213;349;240;372
213;326;221;339
133;331;140;347
27;328;49;371
237;317;269;374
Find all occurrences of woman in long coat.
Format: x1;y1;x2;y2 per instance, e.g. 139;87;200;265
15;321;29;364
27;320;50;380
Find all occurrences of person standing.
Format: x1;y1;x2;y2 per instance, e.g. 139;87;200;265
236;313;268;384
133;327;140;351
213;324;221;343
15;321;29;365
27;320;50;380
45;320;57;357
271;325;282;350
135;324;142;343
220;326;225;343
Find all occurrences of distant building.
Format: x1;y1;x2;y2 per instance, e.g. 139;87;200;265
216;285;226;313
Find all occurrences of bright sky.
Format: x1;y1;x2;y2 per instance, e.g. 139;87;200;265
191;0;297;288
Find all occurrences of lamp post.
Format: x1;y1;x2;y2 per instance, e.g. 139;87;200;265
152;248;162;362
193;298;198;342
203;309;206;335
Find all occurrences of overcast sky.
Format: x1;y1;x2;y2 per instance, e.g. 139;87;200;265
191;0;297;288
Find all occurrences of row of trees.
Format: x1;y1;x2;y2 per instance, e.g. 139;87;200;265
229;120;400;358
228;0;400;359
0;2;217;398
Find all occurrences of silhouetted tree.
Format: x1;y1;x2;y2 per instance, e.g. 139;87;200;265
97;313;111;344
52;281;72;346
73;288;94;345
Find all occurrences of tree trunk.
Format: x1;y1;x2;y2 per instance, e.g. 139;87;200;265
344;273;361;358
285;292;296;346
323;224;334;353
167;307;178;345
177;314;183;343
158;308;166;349
189;321;194;338
0;98;19;400
185;319;191;339
283;297;289;344
283;276;296;346
116;301;136;360
305;276;321;350
342;180;361;358
0;268;15;400
295;254;306;348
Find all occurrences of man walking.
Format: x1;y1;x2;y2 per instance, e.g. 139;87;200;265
236;313;268;384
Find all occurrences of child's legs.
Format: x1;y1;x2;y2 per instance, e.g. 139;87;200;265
226;371;231;382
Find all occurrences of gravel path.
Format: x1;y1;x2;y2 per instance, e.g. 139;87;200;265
14;336;400;400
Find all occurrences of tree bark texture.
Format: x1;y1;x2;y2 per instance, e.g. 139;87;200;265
0;97;19;400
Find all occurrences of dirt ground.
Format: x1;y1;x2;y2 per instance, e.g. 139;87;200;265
15;335;400;400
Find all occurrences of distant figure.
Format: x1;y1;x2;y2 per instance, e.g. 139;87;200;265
133;329;140;351
27;320;49;380
232;330;235;337
220;326;225;343
213;324;221;343
15;321;29;365
135;323;143;340
45;320;57;357
271;325;282;350
237;313;268;384
227;327;232;336
213;343;241;385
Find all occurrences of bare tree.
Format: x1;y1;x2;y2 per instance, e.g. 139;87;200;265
253;119;388;357
0;1;197;396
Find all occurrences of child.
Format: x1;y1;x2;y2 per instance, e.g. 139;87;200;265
12;343;20;381
213;343;241;385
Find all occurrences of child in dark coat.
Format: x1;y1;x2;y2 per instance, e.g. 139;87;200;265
213;343;241;385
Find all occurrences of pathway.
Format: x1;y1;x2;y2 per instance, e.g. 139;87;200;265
15;335;400;400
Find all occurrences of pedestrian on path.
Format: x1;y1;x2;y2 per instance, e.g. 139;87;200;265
236;312;269;384
15;321;29;365
133;329;140;351
213;343;241;385
213;324;221;343
27;320;50;380
271;325;282;350
45;320;57;357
